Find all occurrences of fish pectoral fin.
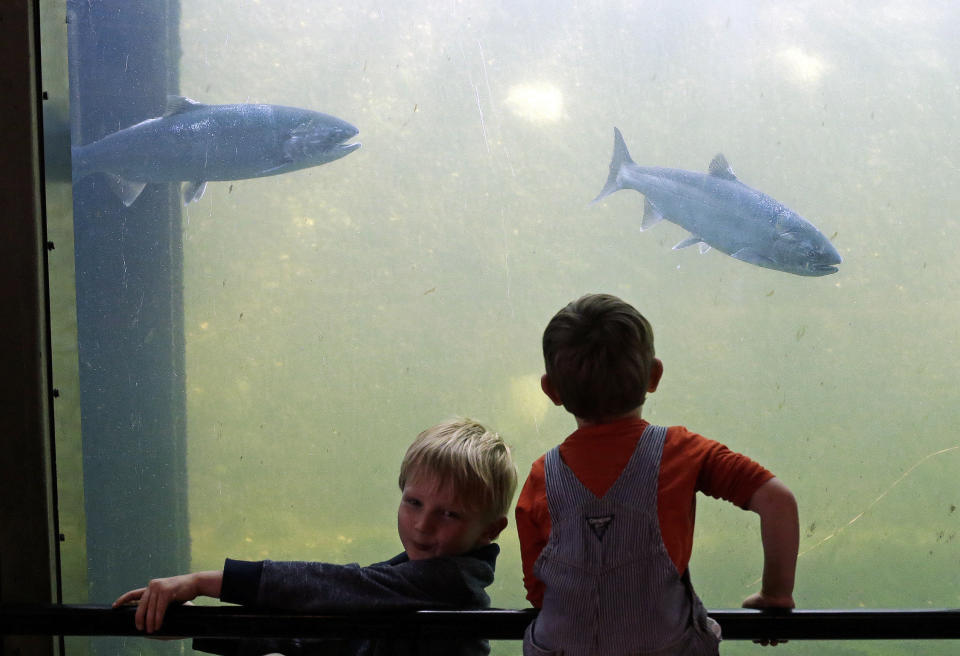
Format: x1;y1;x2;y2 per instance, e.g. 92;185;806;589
105;174;147;207
698;242;712;254
281;137;298;162
182;181;208;204
708;154;739;181
672;235;703;250
731;247;776;267
258;163;292;175
640;198;665;231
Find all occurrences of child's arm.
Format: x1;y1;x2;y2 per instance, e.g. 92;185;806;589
515;466;550;608
742;477;798;609
112;570;223;634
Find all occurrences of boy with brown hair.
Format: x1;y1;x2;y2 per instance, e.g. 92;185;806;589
516;293;798;655
115;417;518;656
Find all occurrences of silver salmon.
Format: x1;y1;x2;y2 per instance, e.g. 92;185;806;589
72;96;360;206
595;128;841;276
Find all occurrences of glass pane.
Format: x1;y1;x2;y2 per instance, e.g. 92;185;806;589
39;0;86;652
42;1;960;655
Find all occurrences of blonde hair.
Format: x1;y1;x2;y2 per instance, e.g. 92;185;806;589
398;418;518;520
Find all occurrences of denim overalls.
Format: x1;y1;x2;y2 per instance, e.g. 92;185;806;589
524;424;721;656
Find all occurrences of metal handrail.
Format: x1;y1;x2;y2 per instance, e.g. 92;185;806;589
2;605;959;641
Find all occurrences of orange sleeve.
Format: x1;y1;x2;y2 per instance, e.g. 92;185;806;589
514;455;549;608
658;427;774;574
695;434;774;508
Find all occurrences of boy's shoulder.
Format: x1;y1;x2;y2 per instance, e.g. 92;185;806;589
664;424;716;449
662;424;743;460
376;543;499;593
661;424;760;473
381;543;499;570
385;544;499;609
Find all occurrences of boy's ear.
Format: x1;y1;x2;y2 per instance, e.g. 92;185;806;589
647;358;664;393
540;374;564;406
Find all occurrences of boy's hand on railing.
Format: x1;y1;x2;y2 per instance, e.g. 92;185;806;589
112;570;223;634
741;592;795;646
741;592;795;610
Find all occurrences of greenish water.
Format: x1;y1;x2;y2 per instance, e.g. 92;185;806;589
48;1;959;654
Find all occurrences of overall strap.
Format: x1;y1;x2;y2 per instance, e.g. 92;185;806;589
604;423;667;506
543;423;667;520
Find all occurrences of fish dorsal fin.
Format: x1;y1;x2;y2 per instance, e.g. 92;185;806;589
163;95;204;117
708;154;738;181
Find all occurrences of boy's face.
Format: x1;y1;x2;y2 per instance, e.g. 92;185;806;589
397;472;505;560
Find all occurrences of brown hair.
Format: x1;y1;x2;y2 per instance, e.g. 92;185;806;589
542;293;655;422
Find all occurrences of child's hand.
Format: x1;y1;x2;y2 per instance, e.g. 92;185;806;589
741;591;795;610
742;592;795;646
112;571;222;634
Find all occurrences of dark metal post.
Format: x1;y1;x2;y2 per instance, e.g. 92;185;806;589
67;0;187;652
0;0;59;654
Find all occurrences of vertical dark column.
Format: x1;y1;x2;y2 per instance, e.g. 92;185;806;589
0;1;58;655
67;2;187;653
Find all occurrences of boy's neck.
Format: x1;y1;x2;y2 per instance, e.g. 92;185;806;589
574;408;642;428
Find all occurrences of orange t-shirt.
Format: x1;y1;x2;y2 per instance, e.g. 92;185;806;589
514;416;774;607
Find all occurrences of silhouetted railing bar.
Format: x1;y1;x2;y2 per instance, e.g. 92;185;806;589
2;605;959;640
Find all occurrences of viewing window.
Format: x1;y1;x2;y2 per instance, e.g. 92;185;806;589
40;1;960;654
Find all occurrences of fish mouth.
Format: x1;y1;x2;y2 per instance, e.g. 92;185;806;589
810;249;842;275
810;263;839;275
321;138;360;164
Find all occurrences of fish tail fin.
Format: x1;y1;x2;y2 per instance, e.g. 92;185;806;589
591;127;634;204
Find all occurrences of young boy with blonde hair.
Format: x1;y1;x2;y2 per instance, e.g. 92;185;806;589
516;293;799;655
115;417;518;656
